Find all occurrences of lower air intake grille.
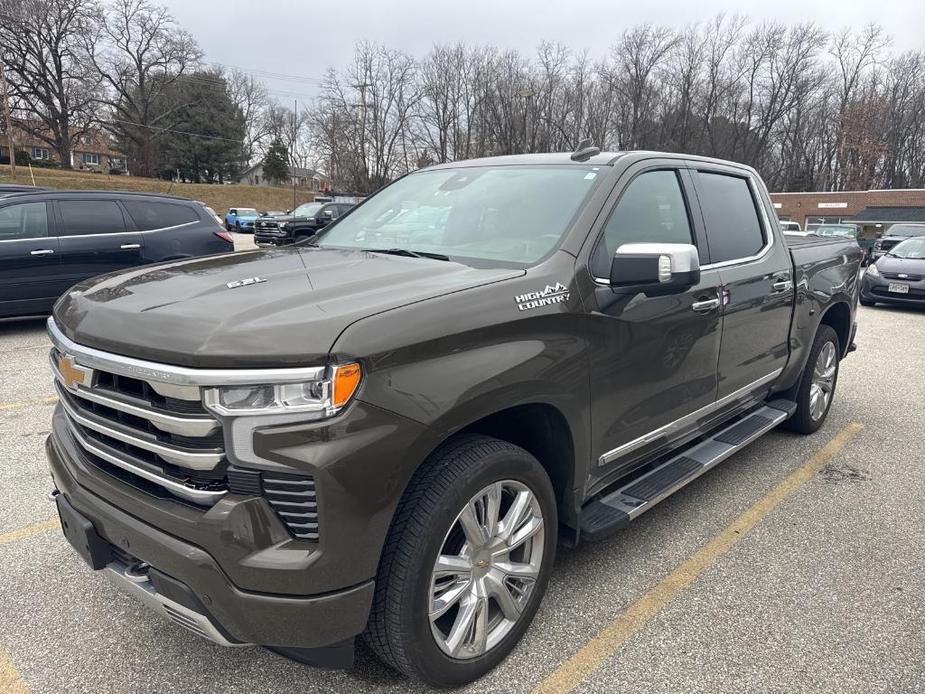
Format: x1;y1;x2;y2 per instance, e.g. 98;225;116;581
261;473;319;542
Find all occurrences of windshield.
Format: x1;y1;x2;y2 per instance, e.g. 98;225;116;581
293;202;323;217
316;166;601;264
888;237;925;258
237;208;257;216
887;224;925;238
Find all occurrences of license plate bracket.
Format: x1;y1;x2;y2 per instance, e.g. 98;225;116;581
55;494;112;570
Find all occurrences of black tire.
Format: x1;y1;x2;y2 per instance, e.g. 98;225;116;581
225;221;232;232
364;434;557;688
859;296;875;307
784;324;840;434
235;221;241;232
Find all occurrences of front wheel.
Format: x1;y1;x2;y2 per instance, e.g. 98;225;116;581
365;435;557;687
785;324;840;434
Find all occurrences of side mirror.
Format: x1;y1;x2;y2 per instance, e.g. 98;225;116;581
610;243;701;296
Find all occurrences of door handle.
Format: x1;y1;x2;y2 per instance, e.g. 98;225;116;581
692;297;721;312
771;279;793;293
120;243;141;250
30;249;54;256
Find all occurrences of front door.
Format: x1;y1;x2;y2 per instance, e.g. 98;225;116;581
0;200;61;316
584;166;722;483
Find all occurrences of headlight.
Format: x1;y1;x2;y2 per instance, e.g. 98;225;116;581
203;363;361;417
866;263;880;277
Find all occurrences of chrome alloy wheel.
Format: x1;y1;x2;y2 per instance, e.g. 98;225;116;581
809;341;837;421
429;480;545;659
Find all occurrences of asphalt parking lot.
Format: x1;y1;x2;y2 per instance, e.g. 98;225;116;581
1;273;923;692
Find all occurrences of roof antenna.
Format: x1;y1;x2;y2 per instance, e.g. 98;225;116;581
571;137;600;162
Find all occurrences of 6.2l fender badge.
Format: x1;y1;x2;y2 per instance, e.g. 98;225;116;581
226;277;267;289
515;282;570;311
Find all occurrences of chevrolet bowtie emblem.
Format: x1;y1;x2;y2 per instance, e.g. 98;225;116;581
57;354;91;389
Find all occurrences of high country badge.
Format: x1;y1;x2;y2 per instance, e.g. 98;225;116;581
515;282;570;311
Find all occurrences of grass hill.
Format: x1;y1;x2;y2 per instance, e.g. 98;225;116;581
0;166;316;213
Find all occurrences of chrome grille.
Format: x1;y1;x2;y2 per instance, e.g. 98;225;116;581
48;318;328;515
50;345;228;506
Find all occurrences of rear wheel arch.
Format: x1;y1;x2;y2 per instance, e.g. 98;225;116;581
819;301;852;357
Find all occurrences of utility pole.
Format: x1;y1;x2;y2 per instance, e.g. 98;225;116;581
292;99;297;209
0;63;16;176
520;88;535;154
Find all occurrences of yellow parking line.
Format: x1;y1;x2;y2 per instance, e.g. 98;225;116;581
0;396;57;411
534;421;864;694
0;519;57;546
0;647;28;693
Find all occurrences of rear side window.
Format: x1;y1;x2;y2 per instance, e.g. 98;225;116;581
58;200;126;236
123;200;199;230
0;202;49;240
592;170;694;276
696;172;765;263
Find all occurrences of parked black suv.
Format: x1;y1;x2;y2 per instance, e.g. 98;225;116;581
871;223;925;260
254;201;353;245
0;191;233;318
46;151;860;687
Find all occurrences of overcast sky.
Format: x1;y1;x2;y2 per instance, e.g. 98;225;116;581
163;0;924;102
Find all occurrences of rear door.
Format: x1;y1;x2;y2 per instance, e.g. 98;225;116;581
0;200;60;314
120;199;203;261
690;166;794;398
55;199;145;287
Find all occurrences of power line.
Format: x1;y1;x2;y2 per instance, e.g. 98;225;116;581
109;118;245;143
208;62;323;84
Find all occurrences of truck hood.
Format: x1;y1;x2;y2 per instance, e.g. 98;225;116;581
54;247;523;367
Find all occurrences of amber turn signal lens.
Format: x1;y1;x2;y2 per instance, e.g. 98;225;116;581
332;363;362;408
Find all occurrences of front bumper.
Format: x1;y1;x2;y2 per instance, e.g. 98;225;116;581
46;432;374;650
254;230;288;245
861;274;925;305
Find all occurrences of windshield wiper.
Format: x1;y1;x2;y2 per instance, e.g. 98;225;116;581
366;248;450;261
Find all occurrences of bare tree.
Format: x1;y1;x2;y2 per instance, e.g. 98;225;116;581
226;68;270;166
91;0;202;176
0;0;102;167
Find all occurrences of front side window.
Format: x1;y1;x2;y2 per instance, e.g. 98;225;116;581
316;166;601;265
696;172;765;263
58;200;126;235
0;202;49;240
592;169;694;276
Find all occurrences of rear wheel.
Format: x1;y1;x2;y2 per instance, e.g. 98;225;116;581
365;435;557;687
785;324;840;434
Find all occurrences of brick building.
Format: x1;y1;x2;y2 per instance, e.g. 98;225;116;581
0;120;126;172
769;189;925;240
